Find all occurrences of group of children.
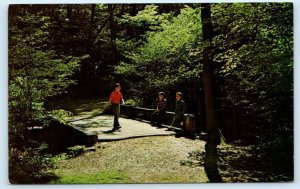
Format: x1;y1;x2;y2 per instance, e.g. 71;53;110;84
106;83;186;131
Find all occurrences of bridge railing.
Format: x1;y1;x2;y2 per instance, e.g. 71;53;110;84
120;105;198;137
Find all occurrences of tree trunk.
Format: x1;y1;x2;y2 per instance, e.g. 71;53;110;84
108;4;118;66
200;3;222;183
90;4;96;26
201;3;220;144
66;5;72;20
88;4;96;52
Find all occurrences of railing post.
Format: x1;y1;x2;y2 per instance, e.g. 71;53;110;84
184;114;196;137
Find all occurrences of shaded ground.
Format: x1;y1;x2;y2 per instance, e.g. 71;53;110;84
181;143;293;182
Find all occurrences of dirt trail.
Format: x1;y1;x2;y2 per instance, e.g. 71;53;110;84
56;136;209;183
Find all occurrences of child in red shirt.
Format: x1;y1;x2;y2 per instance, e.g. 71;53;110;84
106;83;125;131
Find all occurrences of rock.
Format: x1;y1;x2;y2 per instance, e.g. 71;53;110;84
86;147;96;152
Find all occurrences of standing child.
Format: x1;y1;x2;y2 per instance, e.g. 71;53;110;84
151;92;167;127
106;83;125;131
171;92;186;128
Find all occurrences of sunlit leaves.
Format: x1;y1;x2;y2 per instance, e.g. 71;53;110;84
117;5;203;92
137;6;202;64
120;5;172;31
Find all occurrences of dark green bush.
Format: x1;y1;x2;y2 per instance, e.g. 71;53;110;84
9;145;56;184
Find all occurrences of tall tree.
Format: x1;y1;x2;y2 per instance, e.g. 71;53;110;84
200;3;222;182
108;4;118;65
200;3;220;143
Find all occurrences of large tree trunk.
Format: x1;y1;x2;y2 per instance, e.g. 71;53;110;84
201;3;220;144
66;5;72;20
90;4;96;25
200;3;222;182
88;4;96;53
108;4;118;66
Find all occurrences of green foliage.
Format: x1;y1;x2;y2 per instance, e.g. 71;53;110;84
50;109;73;124
49;146;86;162
129;5;202;66
66;145;86;157
116;6;203;105
51;153;70;163
8;10;89;148
212;3;293;138
8;7;90;182
9;145;55;184
120;5;173;31
125;98;142;106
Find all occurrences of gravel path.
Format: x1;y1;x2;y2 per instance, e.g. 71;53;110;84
56;136;209;183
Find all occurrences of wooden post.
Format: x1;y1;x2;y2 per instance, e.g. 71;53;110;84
184;114;196;137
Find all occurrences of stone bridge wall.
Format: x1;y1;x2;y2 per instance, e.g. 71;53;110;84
120;105;203;137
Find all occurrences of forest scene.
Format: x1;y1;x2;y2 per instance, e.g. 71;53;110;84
8;3;293;184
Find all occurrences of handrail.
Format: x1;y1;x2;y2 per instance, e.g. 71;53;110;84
120;104;197;137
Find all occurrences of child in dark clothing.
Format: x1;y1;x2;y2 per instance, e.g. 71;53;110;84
171;92;186;128
151;92;167;127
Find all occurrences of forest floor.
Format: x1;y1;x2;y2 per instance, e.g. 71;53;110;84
48;135;293;184
46;98;293;183
50;136;208;183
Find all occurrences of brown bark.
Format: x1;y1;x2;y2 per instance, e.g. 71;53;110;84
201;3;219;143
108;4;118;65
90;4;96;25
87;4;96;53
67;5;72;20
201;3;222;182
